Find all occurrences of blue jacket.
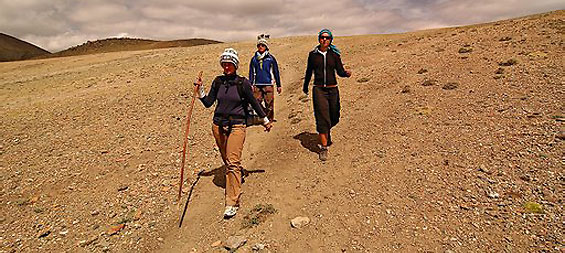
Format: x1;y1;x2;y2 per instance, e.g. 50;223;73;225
248;51;281;87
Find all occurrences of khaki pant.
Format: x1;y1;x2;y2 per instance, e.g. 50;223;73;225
253;85;275;121
212;123;246;206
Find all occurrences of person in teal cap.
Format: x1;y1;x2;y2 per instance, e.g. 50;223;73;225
303;29;352;161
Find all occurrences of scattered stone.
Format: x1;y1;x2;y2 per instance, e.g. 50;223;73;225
357;77;370;83
442;82;458;90
252;243;266;251
91;210;100;216
290;118;301;124
487;190;500;199
458;47;472;54
118;185;129;191
499;58;518;66
224;236;247;251
555;131;565;140
106;224;125;236
59;230;69;236
417;68;428;74
78;236;98;247
495;68;505;75
499;36;512;41
401;85;411;93
478;165;492;174
38;229;51;238
211;240;222;247
290;216;310;228
524;202;544;214
421;80;437;86
527;51;548;58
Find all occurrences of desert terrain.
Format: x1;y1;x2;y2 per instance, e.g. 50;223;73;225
0;10;563;252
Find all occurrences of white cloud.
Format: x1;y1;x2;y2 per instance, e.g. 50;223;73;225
0;0;562;51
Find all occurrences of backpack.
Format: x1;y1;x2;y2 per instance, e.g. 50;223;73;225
215;76;262;126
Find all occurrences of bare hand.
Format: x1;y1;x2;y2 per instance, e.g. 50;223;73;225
264;122;273;132
277;87;282;94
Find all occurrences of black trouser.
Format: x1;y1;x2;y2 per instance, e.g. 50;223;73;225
312;86;340;134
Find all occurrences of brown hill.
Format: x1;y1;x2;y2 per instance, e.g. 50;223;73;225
48;37;222;58
0;33;51;62
0;10;563;252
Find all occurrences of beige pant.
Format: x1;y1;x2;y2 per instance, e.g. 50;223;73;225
253;85;275;121
212;123;246;206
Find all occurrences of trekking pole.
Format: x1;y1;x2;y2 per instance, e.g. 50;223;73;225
178;71;203;202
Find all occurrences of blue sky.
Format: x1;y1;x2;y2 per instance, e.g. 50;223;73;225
0;0;563;52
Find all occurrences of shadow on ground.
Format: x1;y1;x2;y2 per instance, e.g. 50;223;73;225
293;132;321;153
201;165;265;189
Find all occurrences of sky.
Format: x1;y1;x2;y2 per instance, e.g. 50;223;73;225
0;0;563;52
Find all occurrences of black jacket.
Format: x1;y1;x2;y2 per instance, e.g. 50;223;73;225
303;47;350;93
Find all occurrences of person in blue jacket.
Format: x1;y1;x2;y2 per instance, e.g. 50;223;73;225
249;33;282;121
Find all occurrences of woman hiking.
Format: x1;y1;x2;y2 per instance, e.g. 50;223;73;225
303;29;352;161
194;48;273;218
249;33;282;122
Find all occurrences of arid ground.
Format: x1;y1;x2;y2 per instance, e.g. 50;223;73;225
1;10;563;252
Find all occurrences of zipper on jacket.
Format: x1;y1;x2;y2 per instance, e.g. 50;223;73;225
323;52;327;85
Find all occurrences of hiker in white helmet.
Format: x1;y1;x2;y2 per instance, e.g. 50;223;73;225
249;33;282;122
194;48;273;218
303;29;352;161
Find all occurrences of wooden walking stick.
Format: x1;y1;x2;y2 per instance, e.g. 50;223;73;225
178;71;202;202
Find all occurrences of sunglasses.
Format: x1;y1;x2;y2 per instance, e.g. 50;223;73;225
319;36;332;40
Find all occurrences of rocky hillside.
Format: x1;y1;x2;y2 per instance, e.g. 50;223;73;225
48;38;222;58
0;10;563;253
0;33;51;62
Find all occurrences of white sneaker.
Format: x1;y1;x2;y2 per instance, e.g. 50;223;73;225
223;206;238;218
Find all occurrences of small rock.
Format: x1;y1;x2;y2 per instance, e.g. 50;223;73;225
421;80;437;86
118;185;129;191
417;68;428;74
59;230;69;236
499;36;512;41
556;131;565;140
106;224;125;236
211;240;222;247
224;236;247;251
478;164;492;174
487;190;500;199
290;216;310;228
357;77;370;83
91;210;100;216
38;229;51;238
401;85;411;93
442;82;458;90
252;243;266;251
495;68;505;75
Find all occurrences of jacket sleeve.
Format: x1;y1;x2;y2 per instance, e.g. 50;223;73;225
303;53;313;93
248;58;255;84
335;53;350;78
199;77;219;108
242;78;266;118
271;55;282;87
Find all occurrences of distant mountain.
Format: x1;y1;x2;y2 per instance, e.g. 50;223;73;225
0;33;51;62
48;37;222;58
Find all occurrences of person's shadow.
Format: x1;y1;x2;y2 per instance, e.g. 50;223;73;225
201;165;265;188
293;132;321;153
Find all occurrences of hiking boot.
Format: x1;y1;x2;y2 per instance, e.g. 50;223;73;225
223;206;238;219
319;147;328;161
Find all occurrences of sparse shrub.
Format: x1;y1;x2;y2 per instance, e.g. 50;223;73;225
242;204;277;228
524;202;544;214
